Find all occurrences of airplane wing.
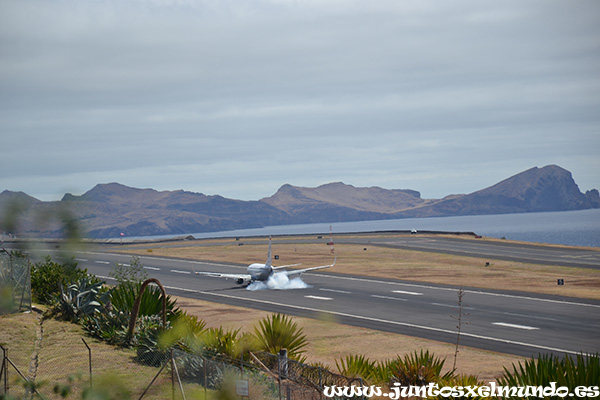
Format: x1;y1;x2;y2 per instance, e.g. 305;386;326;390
271;263;302;270
280;257;336;278
193;271;252;283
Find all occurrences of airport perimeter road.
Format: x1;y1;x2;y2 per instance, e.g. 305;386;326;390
74;249;600;358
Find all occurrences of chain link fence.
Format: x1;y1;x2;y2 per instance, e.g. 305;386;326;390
0;250;31;315
2;337;364;399
253;351;364;399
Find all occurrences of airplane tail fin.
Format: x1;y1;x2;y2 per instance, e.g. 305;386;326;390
265;236;272;269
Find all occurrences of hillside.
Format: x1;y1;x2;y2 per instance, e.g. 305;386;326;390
1;165;598;238
394;165;600;218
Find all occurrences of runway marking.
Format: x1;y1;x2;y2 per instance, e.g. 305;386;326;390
170;270;191;275
144;266;160;271
320;288;351;294
95;261;110;264
305;295;333;301
493;322;539;330
392;290;423;296
372;295;407;302
303;273;600;309
160;284;585;356
75;258;88;262
561;255;597;259
431;302;457;308
86;250;600;309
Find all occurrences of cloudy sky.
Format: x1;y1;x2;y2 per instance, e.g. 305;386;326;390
1;0;599;202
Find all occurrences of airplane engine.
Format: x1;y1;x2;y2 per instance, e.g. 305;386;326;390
235;278;245;285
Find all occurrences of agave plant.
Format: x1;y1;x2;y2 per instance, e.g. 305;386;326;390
83;309;130;345
253;313;308;361
107;281;180;321
201;326;256;360
389;350;454;386
54;277;105;322
135;315;171;367
498;353;600;398
158;311;207;352
335;354;378;384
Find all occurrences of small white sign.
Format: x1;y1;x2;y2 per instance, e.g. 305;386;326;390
236;379;249;397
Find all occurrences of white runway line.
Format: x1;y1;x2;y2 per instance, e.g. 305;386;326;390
170;269;191;275
161;284;583;355
392;290;423;296
95;260;110;264
372;295;407;301
144;266;160;271
305;295;333;301
320;288;351;294
492;322;539;330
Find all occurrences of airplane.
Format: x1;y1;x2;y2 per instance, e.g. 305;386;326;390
193;237;335;286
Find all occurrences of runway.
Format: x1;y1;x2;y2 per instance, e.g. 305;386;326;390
70;238;600;358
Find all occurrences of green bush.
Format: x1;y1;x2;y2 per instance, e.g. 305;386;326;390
83;309;130;345
389;349;454;386
82;280;180;347
498;353;600;399
335;354;378;384
109;256;148;285
253;313;308;362
135;315;171;367
159;311;207;352
107;281;180;321
53;277;105;322
31;256;91;305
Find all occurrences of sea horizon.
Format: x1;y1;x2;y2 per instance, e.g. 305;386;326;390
126;209;600;248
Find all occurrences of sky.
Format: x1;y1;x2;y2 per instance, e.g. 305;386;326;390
1;0;599;202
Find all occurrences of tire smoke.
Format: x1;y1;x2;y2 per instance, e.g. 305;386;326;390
246;272;310;291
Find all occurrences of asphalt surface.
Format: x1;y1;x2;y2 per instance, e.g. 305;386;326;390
63;235;600;359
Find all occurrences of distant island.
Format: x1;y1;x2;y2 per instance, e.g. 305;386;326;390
1;165;598;239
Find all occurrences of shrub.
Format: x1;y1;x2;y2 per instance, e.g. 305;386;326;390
389;349;454;386
107;281;180;322
109;256;147;285
253;313;308;361
158;311;207;352
53;277;105;322
335;354;378;384
31;256;91;305
83;309;130;345
498;353;600;399
135;315;170;367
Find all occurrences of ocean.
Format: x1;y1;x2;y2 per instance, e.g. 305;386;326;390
185;209;600;248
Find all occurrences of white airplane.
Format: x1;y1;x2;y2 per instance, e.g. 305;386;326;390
193;237;335;286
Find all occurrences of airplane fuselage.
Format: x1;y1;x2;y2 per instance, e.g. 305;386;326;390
193;236;334;286
247;263;272;282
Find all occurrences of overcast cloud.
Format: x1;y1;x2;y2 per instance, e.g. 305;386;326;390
1;0;599;201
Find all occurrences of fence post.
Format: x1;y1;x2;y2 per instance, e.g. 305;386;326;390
171;349;175;400
1;345;7;396
319;366;323;400
278;349;288;400
81;338;92;389
203;355;207;398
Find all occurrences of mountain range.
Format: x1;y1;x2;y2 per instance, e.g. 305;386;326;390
1;165;598;239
